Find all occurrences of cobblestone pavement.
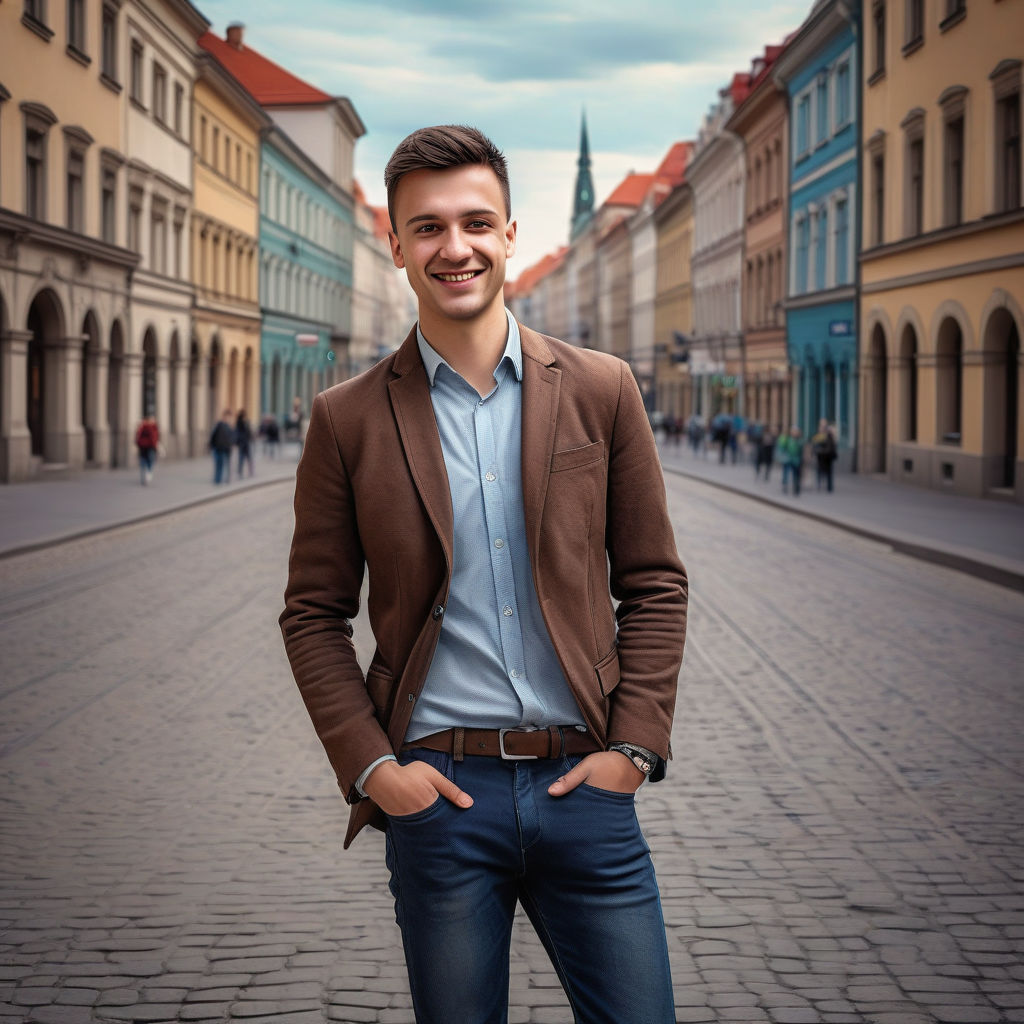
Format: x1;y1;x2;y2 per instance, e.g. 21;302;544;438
1;474;1022;1024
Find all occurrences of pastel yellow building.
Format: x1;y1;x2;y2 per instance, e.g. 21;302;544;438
190;43;269;454
0;0;137;480
653;183;695;421
859;0;1023;500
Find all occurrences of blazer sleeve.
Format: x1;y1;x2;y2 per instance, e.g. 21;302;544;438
279;393;395;801
604;360;688;775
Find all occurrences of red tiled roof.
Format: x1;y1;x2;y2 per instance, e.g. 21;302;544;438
371;206;392;240
654;142;692;187
510;247;567;295
605;173;655;208
198;30;331;107
353;180;367;204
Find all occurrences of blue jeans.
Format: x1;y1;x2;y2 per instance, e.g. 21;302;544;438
384;749;674;1024
213;448;231;484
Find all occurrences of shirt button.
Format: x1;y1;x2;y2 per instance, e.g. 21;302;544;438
485;471;496;482
432;605;445;620
510;669;521;679
494;538;504;549
502;605;513;617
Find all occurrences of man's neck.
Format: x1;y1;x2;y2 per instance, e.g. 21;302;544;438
418;303;510;398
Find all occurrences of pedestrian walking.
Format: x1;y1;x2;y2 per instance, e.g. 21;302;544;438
209;409;234;485
756;424;777;481
235;410;255;479
134;415;159;486
811;418;838;493
258;414;280;458
280;125;688;1024
779;425;804;496
711;412;731;463
687;412;707;457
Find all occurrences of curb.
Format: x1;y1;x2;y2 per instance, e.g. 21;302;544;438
661;461;1024;594
0;473;295;561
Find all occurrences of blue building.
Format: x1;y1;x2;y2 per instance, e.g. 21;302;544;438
774;0;860;466
258;127;356;422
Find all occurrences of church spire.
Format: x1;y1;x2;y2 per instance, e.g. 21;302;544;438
571;111;595;240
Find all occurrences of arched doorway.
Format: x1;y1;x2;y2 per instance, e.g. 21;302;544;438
936;317;963;445
227;347;239;412
168;331;180;440
867;323;888;473
108;320;125;467
243;347;254;417
982;307;1020;489
899;324;918;441
188;335;201;456
270;354;281;419
142;328;158;419
81;311;101;463
26;289;64;461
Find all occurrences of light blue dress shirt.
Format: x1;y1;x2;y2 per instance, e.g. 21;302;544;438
356;310;585;794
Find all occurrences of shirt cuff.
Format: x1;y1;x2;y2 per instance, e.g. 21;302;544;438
355;753;398;797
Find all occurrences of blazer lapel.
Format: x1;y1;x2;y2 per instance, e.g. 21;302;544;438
388;328;454;567
519;324;561;571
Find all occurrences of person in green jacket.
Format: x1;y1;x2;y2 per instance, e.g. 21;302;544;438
778;426;805;496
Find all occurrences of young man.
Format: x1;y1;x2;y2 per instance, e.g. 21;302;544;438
280;125;687;1024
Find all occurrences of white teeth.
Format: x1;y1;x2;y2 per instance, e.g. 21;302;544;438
436;272;478;282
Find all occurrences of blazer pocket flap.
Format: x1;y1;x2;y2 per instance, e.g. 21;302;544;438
550;440;604;473
595;647;620;698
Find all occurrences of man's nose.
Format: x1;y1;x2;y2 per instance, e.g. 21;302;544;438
439;229;473;261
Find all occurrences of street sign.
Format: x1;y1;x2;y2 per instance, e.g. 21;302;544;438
295;333;319;347
829;320;852;336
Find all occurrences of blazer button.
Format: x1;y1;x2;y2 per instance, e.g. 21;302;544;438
432;605;445;620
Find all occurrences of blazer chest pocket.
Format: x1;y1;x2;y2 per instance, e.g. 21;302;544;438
550;440;604;474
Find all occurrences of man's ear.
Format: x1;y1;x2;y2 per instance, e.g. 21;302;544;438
389;231;405;269
505;219;517;258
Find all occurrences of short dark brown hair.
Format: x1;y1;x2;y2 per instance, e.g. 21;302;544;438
384;125;511;232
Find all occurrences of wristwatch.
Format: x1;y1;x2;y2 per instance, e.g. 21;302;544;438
608;742;659;777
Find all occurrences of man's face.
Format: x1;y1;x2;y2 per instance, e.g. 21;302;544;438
389;164;516;328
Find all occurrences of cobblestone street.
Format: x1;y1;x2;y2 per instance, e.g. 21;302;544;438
1;474;1022;1024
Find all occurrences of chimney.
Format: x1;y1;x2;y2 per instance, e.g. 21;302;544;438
226;22;244;50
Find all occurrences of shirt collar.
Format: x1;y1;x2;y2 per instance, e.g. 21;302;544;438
416;308;523;387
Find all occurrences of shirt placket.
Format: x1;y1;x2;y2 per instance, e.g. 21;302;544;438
474;374;544;725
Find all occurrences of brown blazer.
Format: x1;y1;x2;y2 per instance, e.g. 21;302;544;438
280;322;688;847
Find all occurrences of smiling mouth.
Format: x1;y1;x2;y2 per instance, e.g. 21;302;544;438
432;270;483;282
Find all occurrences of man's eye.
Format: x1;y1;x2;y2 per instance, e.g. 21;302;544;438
416;224;438;233
467;220;489;229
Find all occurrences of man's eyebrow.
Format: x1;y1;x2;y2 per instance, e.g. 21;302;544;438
404;208;500;228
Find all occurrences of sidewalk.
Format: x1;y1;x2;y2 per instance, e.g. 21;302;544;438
658;437;1024;592
0;445;300;558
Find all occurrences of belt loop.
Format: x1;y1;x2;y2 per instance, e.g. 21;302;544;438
453;727;465;762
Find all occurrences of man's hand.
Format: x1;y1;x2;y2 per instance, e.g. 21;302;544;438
548;750;645;797
363;758;473;816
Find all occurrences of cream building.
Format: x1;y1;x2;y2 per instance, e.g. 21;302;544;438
189;48;268;454
859;0;1023;500
0;0;139;480
653;182;696;421
688;76;751;417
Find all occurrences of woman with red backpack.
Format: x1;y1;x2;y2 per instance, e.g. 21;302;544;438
134;416;160;486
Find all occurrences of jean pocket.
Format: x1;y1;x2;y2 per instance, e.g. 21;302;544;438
579;781;637;801
385;794;445;824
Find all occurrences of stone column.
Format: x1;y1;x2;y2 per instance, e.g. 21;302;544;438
0;329;34;481
121;351;143;467
46;334;88;468
191;357;208;456
172;355;189;459
84;344;112;467
156;353;172;453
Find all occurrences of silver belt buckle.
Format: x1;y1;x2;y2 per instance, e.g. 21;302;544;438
498;728;539;760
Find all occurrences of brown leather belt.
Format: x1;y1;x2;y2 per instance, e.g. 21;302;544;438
402;726;600;761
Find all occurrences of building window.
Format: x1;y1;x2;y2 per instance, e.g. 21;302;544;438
130;40;144;106
173;209;185;278
212;125;219;170
835;60;852;129
941;0;966;30
872;1;886;79
815;75;829;144
23;0;53;40
199;115;207;160
25;126;47;220
247;152;254;193
993;66;1021;212
814;206;828;290
902;109;925;236
794;214;810;294
151;202;166;274
944;115;964;227
101;3;118;83
67;0;86;55
101;164;116;243
66;147;84;231
834;196;849;284
904;0;923;52
152;64;167;124
128;186;142;252
173;83;184;136
872;151;885;245
796;92;811;158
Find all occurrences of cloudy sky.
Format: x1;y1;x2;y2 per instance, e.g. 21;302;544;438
198;0;809;275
